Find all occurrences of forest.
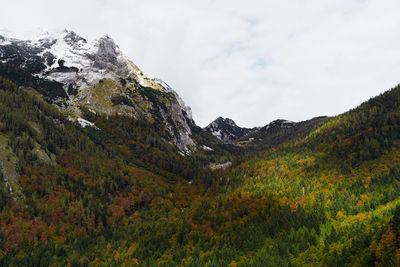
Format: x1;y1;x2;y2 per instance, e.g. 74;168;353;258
1;71;400;266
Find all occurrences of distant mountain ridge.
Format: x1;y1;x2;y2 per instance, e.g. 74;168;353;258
204;117;258;142
241;116;329;149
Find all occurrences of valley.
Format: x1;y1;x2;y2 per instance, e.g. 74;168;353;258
0;30;399;266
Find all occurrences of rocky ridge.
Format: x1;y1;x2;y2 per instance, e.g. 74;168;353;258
204;117;256;142
0;29;196;153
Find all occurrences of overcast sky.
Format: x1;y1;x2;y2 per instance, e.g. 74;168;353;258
1;0;400;127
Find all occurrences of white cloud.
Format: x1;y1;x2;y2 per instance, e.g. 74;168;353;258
1;0;400;127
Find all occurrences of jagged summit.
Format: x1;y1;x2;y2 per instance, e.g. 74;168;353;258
215;117;237;127
204;117;255;142
0;28;70;41
0;29;160;88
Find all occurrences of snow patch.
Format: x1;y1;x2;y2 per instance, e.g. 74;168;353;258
212;130;222;138
77;117;96;128
209;161;232;170
202;145;214;151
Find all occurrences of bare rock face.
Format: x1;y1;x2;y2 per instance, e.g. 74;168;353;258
93;35;122;71
154;79;195;153
63;31;87;45
0;29;197;153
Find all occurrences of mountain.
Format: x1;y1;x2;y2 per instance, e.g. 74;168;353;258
0;29;195;153
204;116;256;142
2;29;400;266
204;116;328;149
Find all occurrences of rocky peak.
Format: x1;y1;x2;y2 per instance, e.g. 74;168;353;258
213;117;237;128
63;30;87;45
205;117;254;142
92;35;123;71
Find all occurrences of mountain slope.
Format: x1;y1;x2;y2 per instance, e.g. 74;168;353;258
222;84;400;266
305;85;400;170
0;30;196;152
238;116;329;150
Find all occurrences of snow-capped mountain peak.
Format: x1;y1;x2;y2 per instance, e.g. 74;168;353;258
0;29;160;89
0;29;197;153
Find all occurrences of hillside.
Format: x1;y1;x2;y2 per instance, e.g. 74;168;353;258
226;85;400;266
